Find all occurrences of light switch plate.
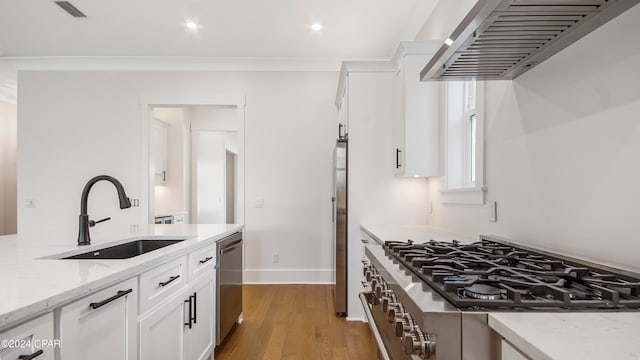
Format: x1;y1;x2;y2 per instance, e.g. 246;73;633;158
256;198;264;208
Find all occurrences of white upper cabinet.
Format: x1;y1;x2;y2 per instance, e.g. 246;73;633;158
151;118;169;183
392;41;442;177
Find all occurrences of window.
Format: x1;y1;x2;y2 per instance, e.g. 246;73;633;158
441;80;485;204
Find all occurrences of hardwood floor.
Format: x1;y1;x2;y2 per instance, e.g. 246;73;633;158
215;285;377;360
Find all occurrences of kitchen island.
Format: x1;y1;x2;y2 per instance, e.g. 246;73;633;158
0;223;243;331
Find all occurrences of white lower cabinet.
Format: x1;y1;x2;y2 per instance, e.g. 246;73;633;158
58;277;138;360
0;313;54;360
139;267;215;360
139;289;188;360
186;270;215;360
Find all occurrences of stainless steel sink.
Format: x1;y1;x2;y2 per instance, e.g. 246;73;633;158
61;239;186;259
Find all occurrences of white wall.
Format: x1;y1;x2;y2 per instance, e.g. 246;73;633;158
415;0;476;41
152;107;187;217
17;71;338;283
195;131;238;223
0;101;17;235
426;4;640;273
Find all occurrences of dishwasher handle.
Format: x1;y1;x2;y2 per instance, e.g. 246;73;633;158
220;239;242;254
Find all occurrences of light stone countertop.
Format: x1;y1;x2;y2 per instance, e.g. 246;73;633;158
0;223;243;331
489;312;640;360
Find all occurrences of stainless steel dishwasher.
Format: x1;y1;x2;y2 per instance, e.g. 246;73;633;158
216;231;243;345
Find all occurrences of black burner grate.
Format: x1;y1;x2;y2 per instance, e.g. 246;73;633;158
383;239;640;310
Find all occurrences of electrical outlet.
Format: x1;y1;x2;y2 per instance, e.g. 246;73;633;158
25;199;36;208
488;201;497;222
272;253;280;263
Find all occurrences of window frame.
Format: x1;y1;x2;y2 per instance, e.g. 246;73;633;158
440;80;486;205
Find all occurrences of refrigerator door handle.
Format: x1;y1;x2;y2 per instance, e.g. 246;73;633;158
331;197;336;222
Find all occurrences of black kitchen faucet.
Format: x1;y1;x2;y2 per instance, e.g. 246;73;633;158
77;175;131;246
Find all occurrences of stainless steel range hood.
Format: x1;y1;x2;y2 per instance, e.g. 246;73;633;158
420;0;640;81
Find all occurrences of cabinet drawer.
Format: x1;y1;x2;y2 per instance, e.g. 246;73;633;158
59;277;138;360
140;255;187;314
0;313;54;360
188;244;216;281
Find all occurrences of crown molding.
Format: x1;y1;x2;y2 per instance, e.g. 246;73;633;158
0;56;342;72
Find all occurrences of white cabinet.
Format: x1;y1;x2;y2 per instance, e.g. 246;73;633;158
139;255;187;314
139;250;216;360
59;277;138;360
139;289;188;360
0;313;54;360
392;41;442;177
185;270;215;360
151;118;169;183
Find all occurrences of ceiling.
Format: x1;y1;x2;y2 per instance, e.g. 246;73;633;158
0;0;438;63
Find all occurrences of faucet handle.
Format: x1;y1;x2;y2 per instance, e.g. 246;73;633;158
89;217;111;227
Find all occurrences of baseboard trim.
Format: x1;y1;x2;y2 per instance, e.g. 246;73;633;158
244;268;335;284
346;316;366;322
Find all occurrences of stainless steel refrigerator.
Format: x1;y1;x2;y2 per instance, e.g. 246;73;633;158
332;136;348;316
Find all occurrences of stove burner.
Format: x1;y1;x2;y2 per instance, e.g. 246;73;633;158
463;284;502;300
382;238;640;309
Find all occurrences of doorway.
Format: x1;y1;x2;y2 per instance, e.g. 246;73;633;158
142;95;245;225
191;129;238;224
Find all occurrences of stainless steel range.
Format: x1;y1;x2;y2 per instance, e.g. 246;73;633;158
360;233;640;360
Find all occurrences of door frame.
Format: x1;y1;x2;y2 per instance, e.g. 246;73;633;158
223;148;238;224
139;93;246;225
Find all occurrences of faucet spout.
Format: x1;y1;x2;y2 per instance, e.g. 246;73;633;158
78;175;132;246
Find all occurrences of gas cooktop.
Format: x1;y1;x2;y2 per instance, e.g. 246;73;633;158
384;238;640;310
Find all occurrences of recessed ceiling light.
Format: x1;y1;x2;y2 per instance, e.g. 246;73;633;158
311;23;323;31
185;21;199;31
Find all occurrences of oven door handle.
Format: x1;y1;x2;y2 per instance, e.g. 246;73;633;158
359;292;391;360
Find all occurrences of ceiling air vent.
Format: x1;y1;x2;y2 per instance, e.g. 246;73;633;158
54;1;87;18
421;0;640;81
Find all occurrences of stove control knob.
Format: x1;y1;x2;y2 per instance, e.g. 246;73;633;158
377;288;393;302
364;269;375;280
381;293;397;312
403;328;436;359
387;303;404;323
403;327;423;355
374;283;388;298
421;332;436;359
394;313;415;337
370;276;380;289
362;265;372;277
